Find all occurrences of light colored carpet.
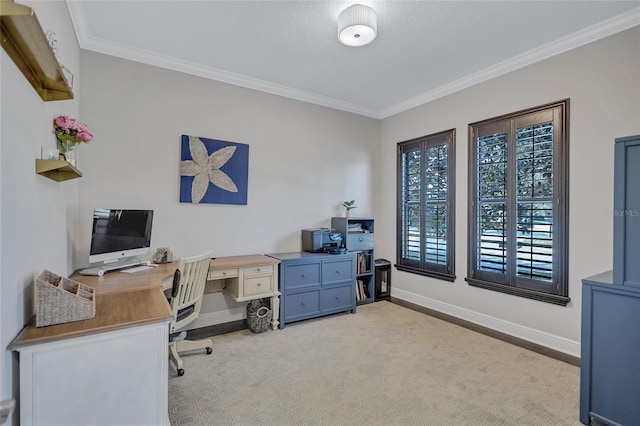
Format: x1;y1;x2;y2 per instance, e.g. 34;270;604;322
168;301;581;425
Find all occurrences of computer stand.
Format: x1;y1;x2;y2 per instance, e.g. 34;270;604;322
79;258;148;277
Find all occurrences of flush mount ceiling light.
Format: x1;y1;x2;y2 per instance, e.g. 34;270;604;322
338;4;377;47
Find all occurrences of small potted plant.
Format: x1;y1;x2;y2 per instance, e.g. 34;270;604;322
342;200;356;218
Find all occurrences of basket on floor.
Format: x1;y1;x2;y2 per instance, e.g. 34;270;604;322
35;270;96;327
246;300;272;334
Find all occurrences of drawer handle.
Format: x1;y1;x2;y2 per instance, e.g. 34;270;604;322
335;296;340;302
222;272;227;276
359;236;363;242
257;268;262;272
300;301;305;307
257;282;262;287
335;270;340;275
300;274;306;280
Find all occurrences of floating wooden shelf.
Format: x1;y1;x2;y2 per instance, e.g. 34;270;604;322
0;0;74;101
36;159;82;182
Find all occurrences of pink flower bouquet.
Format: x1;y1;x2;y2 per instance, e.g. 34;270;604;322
53;115;93;153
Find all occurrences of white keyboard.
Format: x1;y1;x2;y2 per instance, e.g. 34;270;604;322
120;265;153;273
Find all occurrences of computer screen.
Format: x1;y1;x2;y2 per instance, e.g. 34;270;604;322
89;209;154;264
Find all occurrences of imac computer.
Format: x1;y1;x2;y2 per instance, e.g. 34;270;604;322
80;209;154;276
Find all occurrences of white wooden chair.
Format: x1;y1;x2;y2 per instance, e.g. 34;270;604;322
168;251;213;376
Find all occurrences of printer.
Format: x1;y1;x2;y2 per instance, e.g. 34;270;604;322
301;228;345;253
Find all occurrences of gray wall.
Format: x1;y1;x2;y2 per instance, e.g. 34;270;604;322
77;51;380;324
376;27;640;356
0;1;81;422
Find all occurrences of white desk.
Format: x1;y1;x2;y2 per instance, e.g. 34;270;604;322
8;255;281;425
208;254;281;330
9;287;173;426
67;255;281;327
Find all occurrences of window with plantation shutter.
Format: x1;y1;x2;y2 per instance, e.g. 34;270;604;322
467;100;569;305
397;129;455;281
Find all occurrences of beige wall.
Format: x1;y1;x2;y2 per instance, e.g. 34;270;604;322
77;51;380;323
377;27;640;356
0;1;81;422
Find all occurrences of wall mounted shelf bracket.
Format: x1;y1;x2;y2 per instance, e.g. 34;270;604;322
1;0;74;101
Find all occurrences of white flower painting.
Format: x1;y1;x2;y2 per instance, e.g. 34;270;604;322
179;135;249;205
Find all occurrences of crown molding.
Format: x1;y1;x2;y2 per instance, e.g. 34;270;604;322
65;1;382;119
67;2;639;121
83;36;384;118
380;7;640;119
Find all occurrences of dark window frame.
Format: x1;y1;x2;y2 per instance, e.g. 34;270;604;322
396;129;456;282
466;100;570;306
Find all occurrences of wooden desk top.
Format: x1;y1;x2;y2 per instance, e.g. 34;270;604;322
70;262;178;294
211;254;279;269
9;288;173;350
9;255;278;350
70;255;279;294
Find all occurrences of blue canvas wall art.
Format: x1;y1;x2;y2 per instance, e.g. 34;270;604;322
180;134;249;205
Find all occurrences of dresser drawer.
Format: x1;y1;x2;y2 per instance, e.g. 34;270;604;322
322;284;354;313
347;233;374;251
244;264;274;276
283;263;321;290
284;290;321;321
209;268;239;280
322;258;354;284
244;274;273;297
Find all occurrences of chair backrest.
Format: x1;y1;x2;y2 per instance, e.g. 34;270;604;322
169;251;212;333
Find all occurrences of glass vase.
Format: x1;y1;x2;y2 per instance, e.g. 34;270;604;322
63;149;76;167
57;139;77;167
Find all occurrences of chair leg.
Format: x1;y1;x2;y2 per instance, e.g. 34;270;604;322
169;337;213;376
175;337;213;354
169;343;184;376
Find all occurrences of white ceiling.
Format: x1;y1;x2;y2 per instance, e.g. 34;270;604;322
67;1;640;118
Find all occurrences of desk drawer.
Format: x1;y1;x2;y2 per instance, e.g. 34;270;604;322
209;268;239;280
284;289;321;321
322;284;354;313
244;264;274;276
322;258;354;284
244;274;273;297
283;263;321;290
347;233;374;251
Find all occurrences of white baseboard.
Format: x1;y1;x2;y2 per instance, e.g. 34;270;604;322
185;307;246;331
392;288;580;358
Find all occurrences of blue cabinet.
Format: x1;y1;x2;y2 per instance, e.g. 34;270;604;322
580;134;640;425
580;272;640;425
331;217;375;304
613;135;640;288
269;252;356;329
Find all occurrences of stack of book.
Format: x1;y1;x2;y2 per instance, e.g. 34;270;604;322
356;252;370;274
355;279;369;301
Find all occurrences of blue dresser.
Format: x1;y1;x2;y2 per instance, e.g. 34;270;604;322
580;135;640;425
580;272;640;425
613;135;640;288
268;252;356;329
